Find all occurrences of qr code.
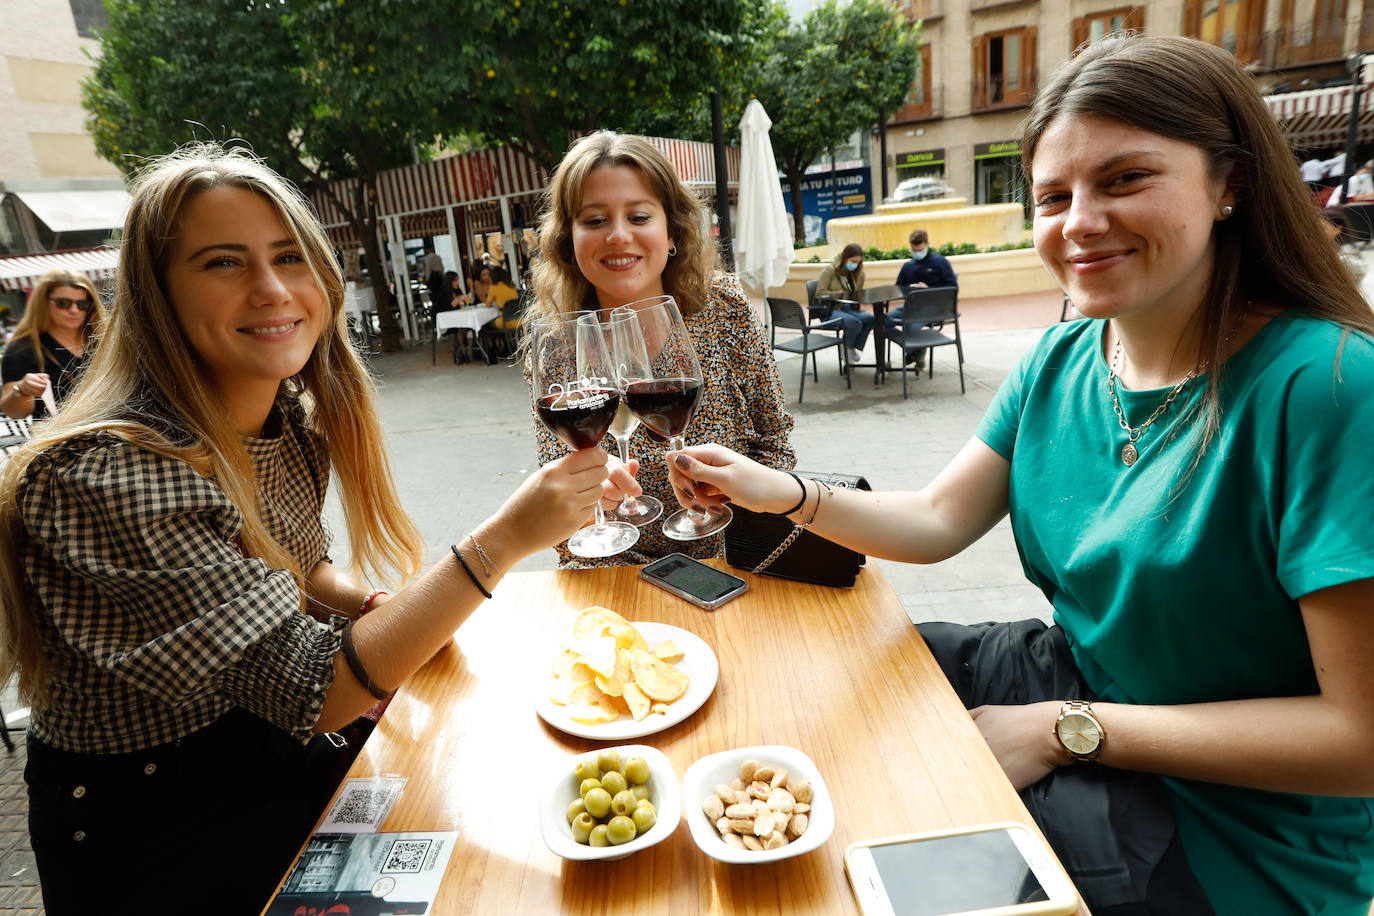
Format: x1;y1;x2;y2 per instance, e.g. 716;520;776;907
382;838;432;874
332;786;392;825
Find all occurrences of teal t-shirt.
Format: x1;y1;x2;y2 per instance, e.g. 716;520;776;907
976;313;1374;916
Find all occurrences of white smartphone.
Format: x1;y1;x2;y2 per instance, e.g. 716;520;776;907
844;822;1080;916
639;553;748;610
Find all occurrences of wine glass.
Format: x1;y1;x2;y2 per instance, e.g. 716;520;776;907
611;296;731;541
529;312;640;558
596;307;664;528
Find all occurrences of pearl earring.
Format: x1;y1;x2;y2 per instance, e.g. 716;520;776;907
1221;205;1234;217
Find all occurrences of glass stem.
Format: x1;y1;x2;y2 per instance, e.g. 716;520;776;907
671;435;704;522
615;436;637;511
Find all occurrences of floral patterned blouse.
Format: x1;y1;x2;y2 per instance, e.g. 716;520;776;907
530;275;796;568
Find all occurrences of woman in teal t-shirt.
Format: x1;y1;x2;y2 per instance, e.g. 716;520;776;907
656;36;1374;916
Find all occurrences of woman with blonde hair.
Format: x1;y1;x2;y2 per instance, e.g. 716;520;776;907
665;36;1374;913
0;268;104;420
526;130;795;568
0;143;608;913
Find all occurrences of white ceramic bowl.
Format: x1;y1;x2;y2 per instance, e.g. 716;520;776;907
540;744;681;861
682;744;835;864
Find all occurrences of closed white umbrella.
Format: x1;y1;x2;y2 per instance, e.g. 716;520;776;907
735;99;794;305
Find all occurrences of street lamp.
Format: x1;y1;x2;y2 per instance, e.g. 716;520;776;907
1339;52;1365;204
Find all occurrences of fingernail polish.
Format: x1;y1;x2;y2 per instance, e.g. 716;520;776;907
691;503;706;513
719;496;731;504
674;455;691;470
683;488;696;499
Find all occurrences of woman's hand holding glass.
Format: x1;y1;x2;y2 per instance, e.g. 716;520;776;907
489;447;616;557
529;312;639;558
665;444;801;516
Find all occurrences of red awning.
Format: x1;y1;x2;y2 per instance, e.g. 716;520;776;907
0;246;120;292
1264;69;1374;151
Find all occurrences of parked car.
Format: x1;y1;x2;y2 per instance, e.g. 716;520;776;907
884;176;956;203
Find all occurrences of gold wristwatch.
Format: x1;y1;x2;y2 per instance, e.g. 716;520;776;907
1054;700;1105;762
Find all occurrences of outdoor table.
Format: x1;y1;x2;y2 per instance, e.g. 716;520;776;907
826;284;916;385
435;306;500;363
265;561;1087;915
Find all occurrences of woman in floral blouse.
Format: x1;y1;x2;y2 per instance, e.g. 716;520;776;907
526;131;796;568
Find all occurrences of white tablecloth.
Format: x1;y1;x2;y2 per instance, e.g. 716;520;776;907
436;307;499;335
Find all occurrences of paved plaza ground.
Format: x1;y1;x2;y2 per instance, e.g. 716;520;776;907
3;258;1372;912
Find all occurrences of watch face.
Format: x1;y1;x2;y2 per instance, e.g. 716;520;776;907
1057;713;1101;756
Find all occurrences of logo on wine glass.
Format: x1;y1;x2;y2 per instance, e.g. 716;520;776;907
546;377;613;410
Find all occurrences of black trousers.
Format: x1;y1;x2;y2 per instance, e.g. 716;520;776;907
26;708;351;916
917;619;1215;916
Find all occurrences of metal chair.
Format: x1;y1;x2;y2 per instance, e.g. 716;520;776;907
890;287;963;398
483;288;529;363
766;297;849;403
805;278;835;322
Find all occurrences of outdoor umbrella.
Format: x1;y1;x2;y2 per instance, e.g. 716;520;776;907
735;99;794;317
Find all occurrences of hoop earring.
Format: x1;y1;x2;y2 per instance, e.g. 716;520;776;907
668;245;678;257
1220;205;1234;218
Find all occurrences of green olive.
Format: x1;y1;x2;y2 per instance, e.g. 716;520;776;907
571;811;595;844
611;789;638;817
573;759;600;783
588;823;610;847
579;777;602;798
623;756;650;785
631;784;650;802
566;798;587;825
597;749;623;774
600;770;628;797
606;814;637;845
632;800;657;834
583;786;613;819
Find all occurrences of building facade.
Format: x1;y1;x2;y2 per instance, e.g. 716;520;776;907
882;0;1374;209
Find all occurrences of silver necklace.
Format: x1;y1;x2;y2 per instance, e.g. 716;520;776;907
1106;338;1205;468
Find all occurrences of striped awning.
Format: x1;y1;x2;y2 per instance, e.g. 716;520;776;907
1263;85;1374;150
642;137;740;188
0;246;120;292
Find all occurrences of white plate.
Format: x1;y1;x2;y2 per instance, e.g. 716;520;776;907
539;744;681;861
682;745;835;863
534;622;718;740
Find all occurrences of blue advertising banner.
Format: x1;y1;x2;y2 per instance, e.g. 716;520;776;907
780;167;872;244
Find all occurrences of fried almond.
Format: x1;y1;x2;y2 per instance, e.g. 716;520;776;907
742;834;764;851
723;833;746;849
703;795;725;820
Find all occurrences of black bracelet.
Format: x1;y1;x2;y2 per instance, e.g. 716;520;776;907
340;619;394;702
452;543;493;600
778;471;808;517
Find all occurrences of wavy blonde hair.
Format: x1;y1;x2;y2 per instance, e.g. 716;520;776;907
12;268;105;371
0;143;423;704
528;131;720;325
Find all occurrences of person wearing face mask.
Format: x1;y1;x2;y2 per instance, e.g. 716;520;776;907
816;243;875;366
888;229;958;369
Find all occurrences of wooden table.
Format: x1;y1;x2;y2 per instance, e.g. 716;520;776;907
268;562;1087;915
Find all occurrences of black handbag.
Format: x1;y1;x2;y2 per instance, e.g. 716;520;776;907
723;471;870;588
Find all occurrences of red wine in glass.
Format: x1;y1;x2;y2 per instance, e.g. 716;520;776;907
622;378;701;439
536;388;621;450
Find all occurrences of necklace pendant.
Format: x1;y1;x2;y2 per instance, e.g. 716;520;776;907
1121;441;1139;467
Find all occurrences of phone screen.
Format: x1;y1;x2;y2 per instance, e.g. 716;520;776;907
868;830;1049;916
644;555;743;603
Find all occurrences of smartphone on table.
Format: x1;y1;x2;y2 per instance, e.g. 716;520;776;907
844;822;1080;916
640;553;748;610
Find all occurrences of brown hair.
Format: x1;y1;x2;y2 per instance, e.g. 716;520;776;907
528;131;719;325
12;269;105;371
0;143;423;704
1022;35;1374;463
832;243;864;267
909;229;929;248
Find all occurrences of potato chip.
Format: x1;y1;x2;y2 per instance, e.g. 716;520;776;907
565;682;621;724
564;636;617;677
607;623;650;653
650;640;683;662
622;682;651;721
594;648;634;698
572;606;633;640
630;648;690;702
650;702;671;716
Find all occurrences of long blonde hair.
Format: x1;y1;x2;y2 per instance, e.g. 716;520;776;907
12;269;105;370
528;131;719;326
0;143;423;704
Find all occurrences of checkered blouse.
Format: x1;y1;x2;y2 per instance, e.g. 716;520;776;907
16;402;340;754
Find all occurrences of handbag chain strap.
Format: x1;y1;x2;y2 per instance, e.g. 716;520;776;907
752;477;832;574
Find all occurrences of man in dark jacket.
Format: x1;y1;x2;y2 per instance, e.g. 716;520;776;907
888;229;958;369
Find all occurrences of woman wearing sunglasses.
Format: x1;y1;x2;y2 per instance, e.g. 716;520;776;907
1;269;104;420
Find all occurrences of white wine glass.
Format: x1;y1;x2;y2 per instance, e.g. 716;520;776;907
596;306;664;527
529;312;639;558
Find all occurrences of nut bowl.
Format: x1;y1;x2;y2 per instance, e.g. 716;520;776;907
540;744;680;861
682;744;834;864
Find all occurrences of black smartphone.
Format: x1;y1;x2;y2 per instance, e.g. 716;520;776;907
640;553;748;610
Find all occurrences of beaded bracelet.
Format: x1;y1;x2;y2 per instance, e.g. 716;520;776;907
451;543;493;600
340;619;394;702
359;589;388;616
